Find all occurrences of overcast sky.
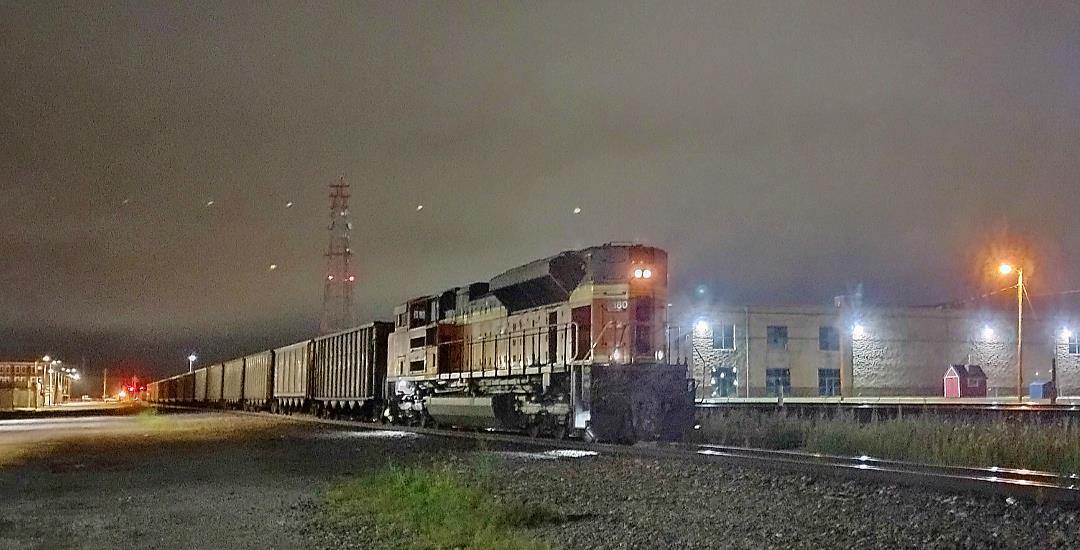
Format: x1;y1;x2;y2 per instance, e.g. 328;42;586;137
2;1;1078;379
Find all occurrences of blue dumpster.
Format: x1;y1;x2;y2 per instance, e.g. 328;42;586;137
1030;380;1054;399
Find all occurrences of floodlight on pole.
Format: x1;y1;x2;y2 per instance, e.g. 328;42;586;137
187;354;197;373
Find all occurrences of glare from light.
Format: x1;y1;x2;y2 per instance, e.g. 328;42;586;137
982;326;995;340
269;264;278;270
327;275;334;280
42;355;51;362
572;207;581;214
1062;328;1074;341
733;379;739;387
611;349;622;362
206;200;215;206
188;354;197;362
348;275;356;282
654;350;665;362
633;268;644;279
998;263;1014;275
416;204;424;211
852;324;867;339
285;201;294;208
694;320;710;335
642;269;653;279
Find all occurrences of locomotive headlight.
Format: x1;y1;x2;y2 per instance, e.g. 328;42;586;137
642;268;653;279
633;268;644;279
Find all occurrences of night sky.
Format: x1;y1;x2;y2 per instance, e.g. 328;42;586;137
2;2;1078;383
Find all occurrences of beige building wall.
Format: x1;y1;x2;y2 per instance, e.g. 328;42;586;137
691;305;1076;398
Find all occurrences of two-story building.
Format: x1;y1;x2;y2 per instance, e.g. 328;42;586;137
689;299;1080;398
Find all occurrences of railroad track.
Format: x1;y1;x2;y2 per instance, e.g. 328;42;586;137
157;405;1080;506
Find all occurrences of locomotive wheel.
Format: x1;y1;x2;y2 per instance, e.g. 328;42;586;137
526;423;541;438
552;424;567;440
582;426;597;444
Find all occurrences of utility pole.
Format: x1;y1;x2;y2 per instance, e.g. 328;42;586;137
1016;268;1024;401
102;368;108;399
998;263;1025;401
320;175;356;334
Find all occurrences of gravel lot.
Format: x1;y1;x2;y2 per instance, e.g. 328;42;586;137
312;446;1080;550
4;410;1078;549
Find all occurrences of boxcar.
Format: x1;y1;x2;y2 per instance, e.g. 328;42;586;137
222;358;244;405
312;322;392;416
207;363;224;404
273;341;311;412
242;351;273;410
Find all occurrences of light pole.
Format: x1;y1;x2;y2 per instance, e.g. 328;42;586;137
998;263;1024;400
187;354;197;374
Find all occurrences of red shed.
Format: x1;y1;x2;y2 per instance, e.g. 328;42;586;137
943;364;987;398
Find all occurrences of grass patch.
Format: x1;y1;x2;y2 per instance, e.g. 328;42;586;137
327;463;561;549
696;410;1080;475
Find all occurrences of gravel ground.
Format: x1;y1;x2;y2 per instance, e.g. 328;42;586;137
482;454;1079;549
0;412;515;550
310;448;1080;549
6;411;1078;549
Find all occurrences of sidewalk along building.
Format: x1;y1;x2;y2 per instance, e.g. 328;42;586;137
0;361;44;410
687;298;1080;399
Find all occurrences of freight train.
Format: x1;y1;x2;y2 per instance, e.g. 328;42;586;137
148;243;695;443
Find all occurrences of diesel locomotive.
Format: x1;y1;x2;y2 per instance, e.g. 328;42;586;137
148;243;695;443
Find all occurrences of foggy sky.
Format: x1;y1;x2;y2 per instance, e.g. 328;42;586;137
2;1;1078;379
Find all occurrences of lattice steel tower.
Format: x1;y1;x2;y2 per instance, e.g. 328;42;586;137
320;175;356;333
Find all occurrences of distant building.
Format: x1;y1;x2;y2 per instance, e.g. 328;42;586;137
0;361;46;410
687;300;1080;399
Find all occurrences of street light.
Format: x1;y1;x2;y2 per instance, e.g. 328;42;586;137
187;354;197;373
998;262;1024;400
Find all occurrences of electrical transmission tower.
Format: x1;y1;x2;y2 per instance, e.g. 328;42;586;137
320;175;356;333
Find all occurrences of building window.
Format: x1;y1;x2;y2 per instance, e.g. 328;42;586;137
818;368;840;396
1070;335;1080;355
819;326;840;351
712;323;736;350
767;326;788;350
766;368;791;396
